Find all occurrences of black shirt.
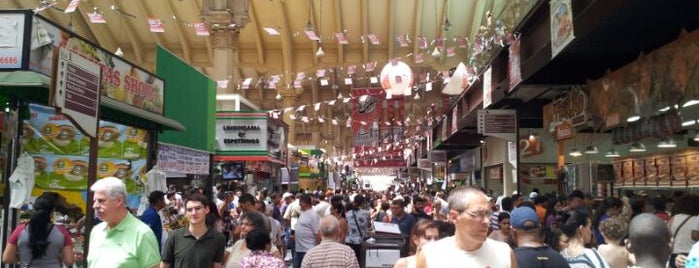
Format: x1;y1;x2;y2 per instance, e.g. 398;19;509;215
514;246;571;268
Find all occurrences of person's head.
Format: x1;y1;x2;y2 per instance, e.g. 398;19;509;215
627;213;671;267
28;194;56;259
148;190;166;210
510;206;540;243
599;216;627;245
245;228;271;251
331;200;345;218
241;211;270;237
549;228;569;251
497;212;512;234
391;199;406;217
380;201;390;212
592;196;623;229
409;219;439;254
413;196;426;213
184;194;210;225
282;192;294;204
299;194;313;210
319;215;341;241
353;194;366;208
447;186;492;250
670;194;699;216
238;193;256;212
652;195;667;213
434;221;456;238
500;197;513;212
560;210;592;245
254;199;267;214
511;194;523;208
568;190;585;208
91;177;128;227
271;193;282;205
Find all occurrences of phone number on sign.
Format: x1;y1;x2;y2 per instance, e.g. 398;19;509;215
0;56;19;65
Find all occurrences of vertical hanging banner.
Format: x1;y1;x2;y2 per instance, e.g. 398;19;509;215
508;38;522;91
550;0;575;58
482;66;493;108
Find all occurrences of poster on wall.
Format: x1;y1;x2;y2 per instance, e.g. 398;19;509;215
0;12;29;69
25;103;147;194
485;164;503;181
550;0;575;58
519;163;558;185
157;143;210;175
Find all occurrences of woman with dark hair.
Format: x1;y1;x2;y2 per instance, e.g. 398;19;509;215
238;228;285;268
224;211;281;268
330;200;348;242
345;194;371;260
2;194;74;267
592;197;623;245
668;194;699;268
559;211;610;268
393;219;439;268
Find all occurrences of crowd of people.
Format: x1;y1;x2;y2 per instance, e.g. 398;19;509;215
3;178;699;268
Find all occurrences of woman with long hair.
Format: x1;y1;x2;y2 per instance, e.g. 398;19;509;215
559;211;610;268
330;200;348;242
393;219;439;268
2;194;75;267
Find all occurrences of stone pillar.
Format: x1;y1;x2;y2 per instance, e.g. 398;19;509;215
207;11;240;96
279;88;299;145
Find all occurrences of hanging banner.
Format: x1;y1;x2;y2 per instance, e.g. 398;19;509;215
157;143;210;175
483;66;493;108
550;0;575;58
508;38;522;91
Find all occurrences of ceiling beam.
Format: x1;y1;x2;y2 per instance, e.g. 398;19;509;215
249;0;265;65
132;0;165;46
387;0;395;59
165;0;192;63
111;3;144;65
75;3;118;51
333;0;344;65
411;0;424;62
360;0;368;63
277;0;293;86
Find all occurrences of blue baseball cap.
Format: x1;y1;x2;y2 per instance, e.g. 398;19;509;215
510;207;539;230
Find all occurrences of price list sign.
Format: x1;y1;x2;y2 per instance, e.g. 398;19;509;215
477;109;517;141
54;48;100;138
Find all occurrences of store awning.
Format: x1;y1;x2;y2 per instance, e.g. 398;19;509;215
0;71;185;132
101;97;185;131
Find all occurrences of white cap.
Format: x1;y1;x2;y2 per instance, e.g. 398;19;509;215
282;192;293;199
529;192;539;200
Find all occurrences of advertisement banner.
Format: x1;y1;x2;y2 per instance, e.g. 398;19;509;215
157;143;210;175
25;104;147;193
550;0;575;58
215;112;268;152
29;17;165;114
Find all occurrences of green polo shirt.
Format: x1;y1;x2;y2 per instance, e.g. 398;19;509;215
87;213;161;268
161;226;226;268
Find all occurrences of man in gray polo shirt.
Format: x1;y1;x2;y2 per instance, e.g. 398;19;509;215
161;194;226;268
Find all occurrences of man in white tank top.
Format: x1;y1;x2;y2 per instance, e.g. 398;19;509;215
418;186;518;268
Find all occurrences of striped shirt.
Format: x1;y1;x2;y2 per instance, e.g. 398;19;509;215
300;240;359;268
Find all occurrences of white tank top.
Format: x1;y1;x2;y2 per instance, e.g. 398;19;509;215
422;237;512;268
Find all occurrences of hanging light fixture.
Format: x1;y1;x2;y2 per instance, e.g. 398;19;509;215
275;93;282;100
604;148;620;158
569;147;582;157
315;45;325;57
337;92;343;99
115;47;124;56
528;130;536;141
657;137;677;148
584;145;599;154
626;111;641;122
693;131;699;142
431;47;441;58
414;93;421;100
443;18;453;32
629;142;646;152
305;20;315;32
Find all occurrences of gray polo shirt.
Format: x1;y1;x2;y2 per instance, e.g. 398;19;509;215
161;227;226;267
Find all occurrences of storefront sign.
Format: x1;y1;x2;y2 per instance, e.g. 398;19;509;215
418;158;431;170
157;143;210;175
555;120;575;141
477;109;517;141
542;88;588;133
215;115;268;152
0;13;28;69
429;150;447;164
28;17;165;114
54;48;100;138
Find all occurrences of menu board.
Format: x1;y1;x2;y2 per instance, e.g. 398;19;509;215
24;104;148;192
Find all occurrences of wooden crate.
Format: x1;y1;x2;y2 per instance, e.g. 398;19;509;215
656;156;672;186
645;157;658;187
622;159;634;186
687;151;699;186
672;153;688;187
613;161;624;186
633;159;646;186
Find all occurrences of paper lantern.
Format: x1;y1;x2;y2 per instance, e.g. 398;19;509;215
442;62;469;95
380;60;414;96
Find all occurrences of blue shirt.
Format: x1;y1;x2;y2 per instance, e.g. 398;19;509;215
391;213;416;236
140;206;163;250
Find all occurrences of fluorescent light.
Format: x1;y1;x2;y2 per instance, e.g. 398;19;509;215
658;106;671;112
627;114;640;122
604;149;620;158
629;142;646;152
584;145;598;154
658;138;677;148
569;148;582;157
694;132;699;142
682;120;697;127
683;99;699;107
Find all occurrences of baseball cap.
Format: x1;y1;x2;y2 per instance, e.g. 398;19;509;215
282;192;293;199
510;207;539;230
529;192;539;200
568;190;584;200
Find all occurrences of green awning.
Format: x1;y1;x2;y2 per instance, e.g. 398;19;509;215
0;71;51;102
101;97;185;131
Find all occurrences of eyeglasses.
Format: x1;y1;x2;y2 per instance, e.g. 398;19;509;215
463;210;492;219
186;206;205;213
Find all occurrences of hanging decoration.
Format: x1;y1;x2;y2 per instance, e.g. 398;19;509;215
380;60;414;96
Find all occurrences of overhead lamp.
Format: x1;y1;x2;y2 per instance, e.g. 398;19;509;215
315;45;325;57
584;145;598;154
657;137;677;148
304;20;315;32
694;131;699;142
443;18;453;32
337;92;343;99
414;93;420;100
626;112;641;123
275;93;282;100
431;47;441;58
528;130;536;141
629;142;646;153
604;148;620;158
569;147;582;157
115;47;124;56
